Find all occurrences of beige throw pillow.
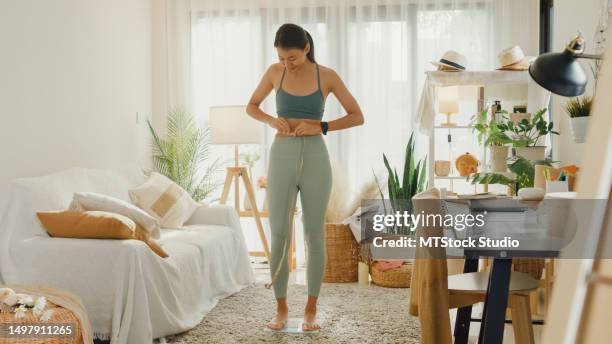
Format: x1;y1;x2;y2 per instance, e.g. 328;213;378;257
128;172;199;228
69;192;161;239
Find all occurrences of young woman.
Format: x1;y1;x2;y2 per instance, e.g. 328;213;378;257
246;23;364;331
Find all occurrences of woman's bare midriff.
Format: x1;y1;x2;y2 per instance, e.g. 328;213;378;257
274;118;322;137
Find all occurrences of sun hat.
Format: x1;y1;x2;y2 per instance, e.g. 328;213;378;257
430;50;467;72
497;46;535;71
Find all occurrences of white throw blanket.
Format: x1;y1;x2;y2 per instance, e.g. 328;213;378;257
0;167;255;343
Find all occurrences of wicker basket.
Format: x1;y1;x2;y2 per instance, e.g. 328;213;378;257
513;258;545;280
0;302;83;344
370;261;412;288
323;223;360;283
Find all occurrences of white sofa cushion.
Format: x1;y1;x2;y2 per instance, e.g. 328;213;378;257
69;192;161;238
128;172;199;228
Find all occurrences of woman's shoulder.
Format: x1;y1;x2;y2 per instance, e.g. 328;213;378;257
266;63;284;75
316;64;341;83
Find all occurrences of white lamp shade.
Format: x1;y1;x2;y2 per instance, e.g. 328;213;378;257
209;105;261;144
438;86;459;114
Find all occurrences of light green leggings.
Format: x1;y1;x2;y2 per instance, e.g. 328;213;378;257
265;134;332;298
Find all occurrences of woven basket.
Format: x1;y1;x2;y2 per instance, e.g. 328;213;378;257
0;302;83;344
513;258;545;280
323;223;360;283
370;261;412;288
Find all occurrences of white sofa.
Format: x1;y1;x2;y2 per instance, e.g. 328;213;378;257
0;167;255;344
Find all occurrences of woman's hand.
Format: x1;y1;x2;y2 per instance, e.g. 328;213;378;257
268;117;293;135
294;122;322;136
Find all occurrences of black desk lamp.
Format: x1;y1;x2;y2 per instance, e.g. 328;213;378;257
529;32;603;97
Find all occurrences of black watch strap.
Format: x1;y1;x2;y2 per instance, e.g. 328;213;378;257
320;121;329;135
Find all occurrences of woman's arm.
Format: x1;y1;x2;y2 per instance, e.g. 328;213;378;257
326;70;364;132
246;66;292;135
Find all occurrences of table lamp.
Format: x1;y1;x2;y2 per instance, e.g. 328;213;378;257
209;105;270;259
529;32;603;97
439;86;459;127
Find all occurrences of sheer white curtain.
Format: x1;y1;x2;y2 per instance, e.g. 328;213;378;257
166;0;538;259
188;0;538;188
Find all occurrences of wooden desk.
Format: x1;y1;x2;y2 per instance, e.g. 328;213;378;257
445;197;568;344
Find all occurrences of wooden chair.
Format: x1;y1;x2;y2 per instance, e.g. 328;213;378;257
408;188;539;344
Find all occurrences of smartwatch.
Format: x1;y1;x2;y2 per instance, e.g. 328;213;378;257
320;121;329;135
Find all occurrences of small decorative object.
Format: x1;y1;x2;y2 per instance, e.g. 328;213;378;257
517;187;545;201
455;152;479;176
257;175;268;211
438;86;459;127
434;160;450;176
510;112;531;124
565;95;592;143
0;288;49;321
358;262;370;285
513;104;528;113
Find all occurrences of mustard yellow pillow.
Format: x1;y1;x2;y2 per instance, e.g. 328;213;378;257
37;210;135;239
37;210;169;258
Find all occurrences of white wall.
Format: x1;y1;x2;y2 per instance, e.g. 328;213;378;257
552;0;605;165
0;0;153;182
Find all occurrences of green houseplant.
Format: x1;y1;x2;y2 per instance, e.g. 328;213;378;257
374;133;427;235
147;108;222;202
471;107;512;172
468;156;553;194
565;95;592;143
497;107;559;160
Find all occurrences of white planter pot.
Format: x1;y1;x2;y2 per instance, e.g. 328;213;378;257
514;146;546;161
570;116;589;143
489;146;509;172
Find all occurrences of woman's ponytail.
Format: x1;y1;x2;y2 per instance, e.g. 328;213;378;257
304;30;316;63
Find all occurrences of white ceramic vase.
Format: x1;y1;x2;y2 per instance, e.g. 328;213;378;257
570;116;589;143
514;146;546;161
489;146;509;172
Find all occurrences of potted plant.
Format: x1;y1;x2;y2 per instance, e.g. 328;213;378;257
497;108;559;161
368;132;427;288
376;133;427;236
468;156;553;195
147;109;222;202
565;95;592;143
471;107;512;172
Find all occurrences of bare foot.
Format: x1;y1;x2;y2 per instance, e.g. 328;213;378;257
266;311;288;331
302;308;320;331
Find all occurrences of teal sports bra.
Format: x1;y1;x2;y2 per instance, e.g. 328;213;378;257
276;63;325;120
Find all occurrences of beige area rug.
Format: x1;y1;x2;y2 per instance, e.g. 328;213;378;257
167;283;421;343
